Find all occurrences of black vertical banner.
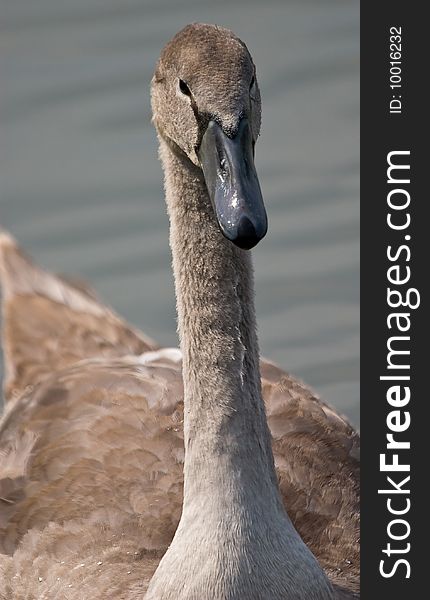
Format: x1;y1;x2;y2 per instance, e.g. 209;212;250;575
361;2;426;598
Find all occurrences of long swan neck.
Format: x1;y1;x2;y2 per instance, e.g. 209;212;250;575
145;137;334;600
159;138;278;500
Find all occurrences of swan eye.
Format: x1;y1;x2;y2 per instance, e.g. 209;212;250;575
179;79;192;97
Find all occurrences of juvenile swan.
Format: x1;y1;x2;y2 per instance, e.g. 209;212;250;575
0;24;359;600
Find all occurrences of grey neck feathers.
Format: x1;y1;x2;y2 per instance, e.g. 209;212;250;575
160;138;279;508
145;137;334;600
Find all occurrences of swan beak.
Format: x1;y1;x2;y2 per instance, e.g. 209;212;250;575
198;119;268;250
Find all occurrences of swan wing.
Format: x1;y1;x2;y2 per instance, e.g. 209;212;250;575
0;352;184;596
261;359;360;595
0;231;157;402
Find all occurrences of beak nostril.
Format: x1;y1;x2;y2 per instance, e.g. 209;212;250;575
218;150;228;175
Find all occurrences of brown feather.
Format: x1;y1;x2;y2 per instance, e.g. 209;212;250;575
1;232;359;597
0;231;157;402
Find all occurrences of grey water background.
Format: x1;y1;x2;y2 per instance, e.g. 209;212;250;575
0;0;359;426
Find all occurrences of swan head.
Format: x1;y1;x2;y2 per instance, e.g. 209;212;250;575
151;23;267;250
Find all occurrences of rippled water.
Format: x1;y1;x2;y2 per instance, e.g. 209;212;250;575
0;0;359;425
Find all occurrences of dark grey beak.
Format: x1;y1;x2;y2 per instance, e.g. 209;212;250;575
198;119;267;250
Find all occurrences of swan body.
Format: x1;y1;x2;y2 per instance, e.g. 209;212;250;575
0;23;359;600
